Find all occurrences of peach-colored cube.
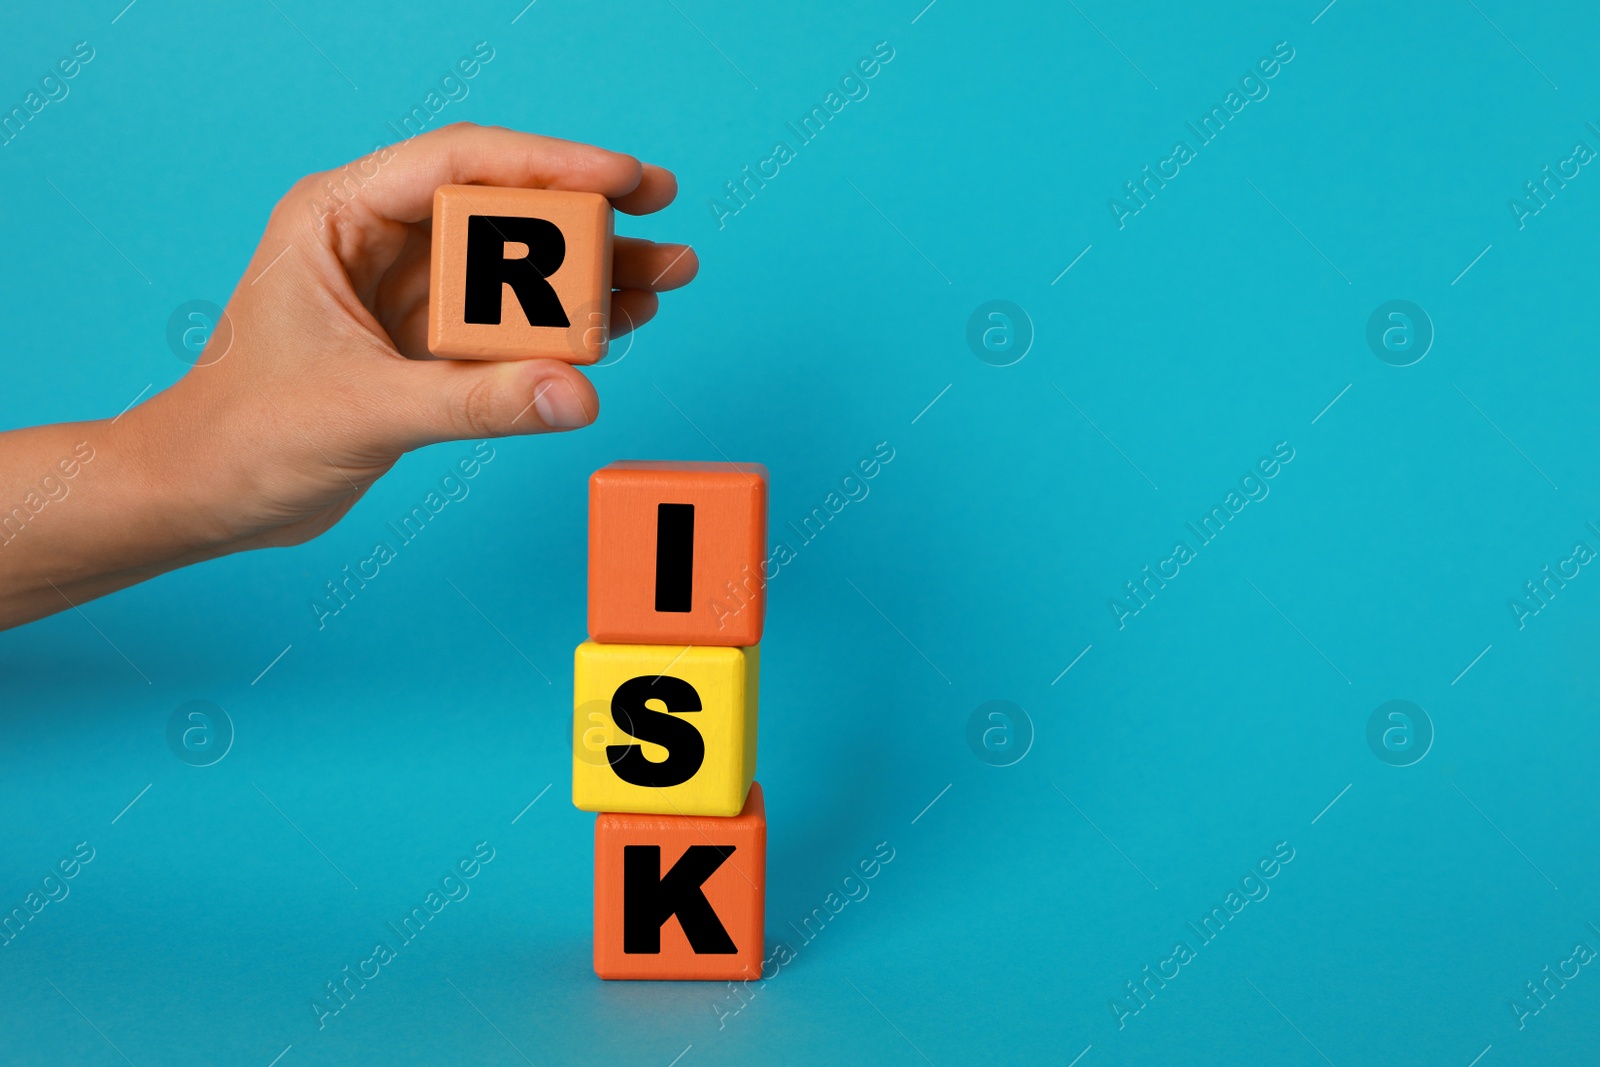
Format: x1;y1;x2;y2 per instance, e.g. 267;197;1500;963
427;185;612;363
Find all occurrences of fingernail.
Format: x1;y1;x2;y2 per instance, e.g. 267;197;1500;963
533;378;590;429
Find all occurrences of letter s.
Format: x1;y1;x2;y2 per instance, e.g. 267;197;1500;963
606;676;706;787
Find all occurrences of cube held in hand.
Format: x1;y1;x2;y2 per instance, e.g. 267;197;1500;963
427;185;613;363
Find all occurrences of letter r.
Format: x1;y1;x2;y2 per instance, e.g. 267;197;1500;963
463;214;570;327
623;845;738;954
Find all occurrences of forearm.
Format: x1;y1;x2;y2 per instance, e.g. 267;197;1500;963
0;413;226;629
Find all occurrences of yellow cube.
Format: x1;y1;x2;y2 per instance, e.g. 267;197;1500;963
572;641;758;817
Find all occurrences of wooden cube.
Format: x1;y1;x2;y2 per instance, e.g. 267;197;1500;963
572;641;756;817
594;782;766;981
427;185;613;363
589;461;768;646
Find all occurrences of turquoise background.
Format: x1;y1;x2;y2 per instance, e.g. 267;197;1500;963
3;1;1600;1063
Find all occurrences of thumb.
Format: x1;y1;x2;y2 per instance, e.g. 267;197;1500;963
385;357;599;450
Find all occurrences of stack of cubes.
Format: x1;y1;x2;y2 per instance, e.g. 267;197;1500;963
574;461;769;980
422;182;768;980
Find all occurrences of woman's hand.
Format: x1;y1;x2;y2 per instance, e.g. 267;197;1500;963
0;122;698;629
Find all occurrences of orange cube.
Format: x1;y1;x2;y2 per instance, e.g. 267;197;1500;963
427;185;613;363
589;461;767;646
594;782;766;981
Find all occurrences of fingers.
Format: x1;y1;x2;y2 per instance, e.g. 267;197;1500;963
381;356;599;451
608;290;659;339
384;296;432;361
329;123;650;226
298;126;693;361
612;239;698;291
367;221;432;337
611;163;678;216
605;239;690;340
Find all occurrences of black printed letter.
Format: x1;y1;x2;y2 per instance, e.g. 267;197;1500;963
623;844;737;953
655;503;695;612
607;676;705;787
463;215;570;327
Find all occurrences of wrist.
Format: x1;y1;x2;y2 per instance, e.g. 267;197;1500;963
108;387;250;561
